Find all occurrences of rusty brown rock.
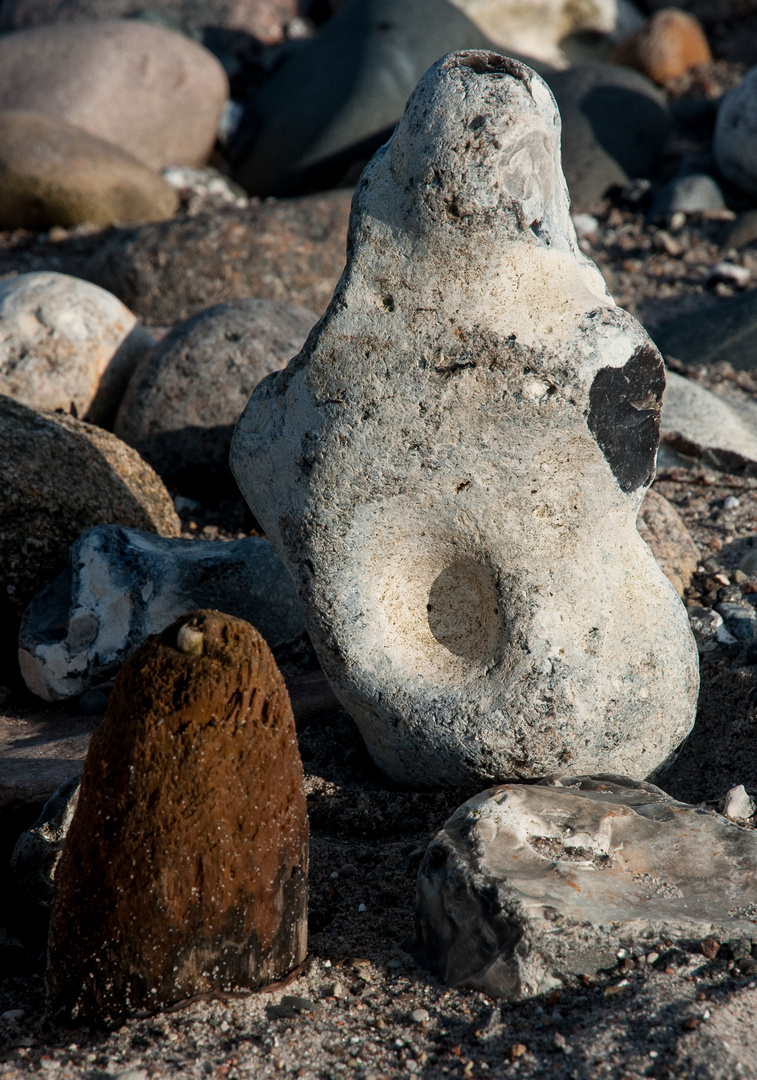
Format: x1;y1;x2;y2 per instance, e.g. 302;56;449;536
611;9;711;86
46;609;309;1024
637;488;700;598
0;395;179;629
84;191;352;324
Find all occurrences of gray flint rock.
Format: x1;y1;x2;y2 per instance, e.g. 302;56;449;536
413;775;757;1001
19;525;305;701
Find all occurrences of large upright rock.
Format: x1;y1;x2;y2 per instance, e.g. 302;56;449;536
0;272;154;425
0;110;179;230
231;52;699;788
0;21;228;171
714;65;757;203
47;610;309;1023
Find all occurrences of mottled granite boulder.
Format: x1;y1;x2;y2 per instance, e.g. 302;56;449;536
0;397;179;630
19;525;305;701
413;776;757;1001
47;610;309;1023
85;190;352;325
114;298;315;494
0;272;153;425
231;52;698;788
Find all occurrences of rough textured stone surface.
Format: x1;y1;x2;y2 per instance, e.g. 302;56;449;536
46;610;309;1024
230;0;494;198
0;397;180;629
611;9;711;85
546;61;669;213
660;370;757;475
449;0;617;65
0;21;228;171
0;272;154;426
19;525;305;701
637;488;700;597
0;110;179;230
0;0;297;43
231;52;698;788
0;712;92;811
653;289;757;372
114;299;316;493
10;776;80;911
714;65;757;202
413;775;757;1001
84;191;352;325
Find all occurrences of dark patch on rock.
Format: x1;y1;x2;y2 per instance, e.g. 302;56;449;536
46;610;309;1024
588;345;664;492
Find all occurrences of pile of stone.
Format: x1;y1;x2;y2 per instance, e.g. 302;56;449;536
2;0;757;1047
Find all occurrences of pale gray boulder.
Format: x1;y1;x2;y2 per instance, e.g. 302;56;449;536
0;272;153;426
661;370;757;475
413;775;757;1001
231;51;698;788
18;525;305;701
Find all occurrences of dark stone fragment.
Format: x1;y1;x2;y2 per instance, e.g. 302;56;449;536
229;0;496;197
587;345;665;493
715;602;757;641
46;610;309;1024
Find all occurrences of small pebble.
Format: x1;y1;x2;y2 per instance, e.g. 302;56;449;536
411;1008;430;1024
509;1044;527;1060
700;937;720;960
723;496;740;510
1;1009;25;1022
358;903;367;912
646;952;660;965
723;784;755;820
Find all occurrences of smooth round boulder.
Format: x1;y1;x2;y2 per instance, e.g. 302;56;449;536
46;610;309;1024
114;298;316;494
0;395;179;626
611;9;711;85
714;65;757;203
0;110;178;230
0;271;154;425
84;190;352;324
0;20;228;171
547;61;670;212
0;0;297;43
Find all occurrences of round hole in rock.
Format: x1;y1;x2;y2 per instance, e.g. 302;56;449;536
426;559;503;662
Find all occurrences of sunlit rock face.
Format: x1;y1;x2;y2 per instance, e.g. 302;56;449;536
231;51;698;788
